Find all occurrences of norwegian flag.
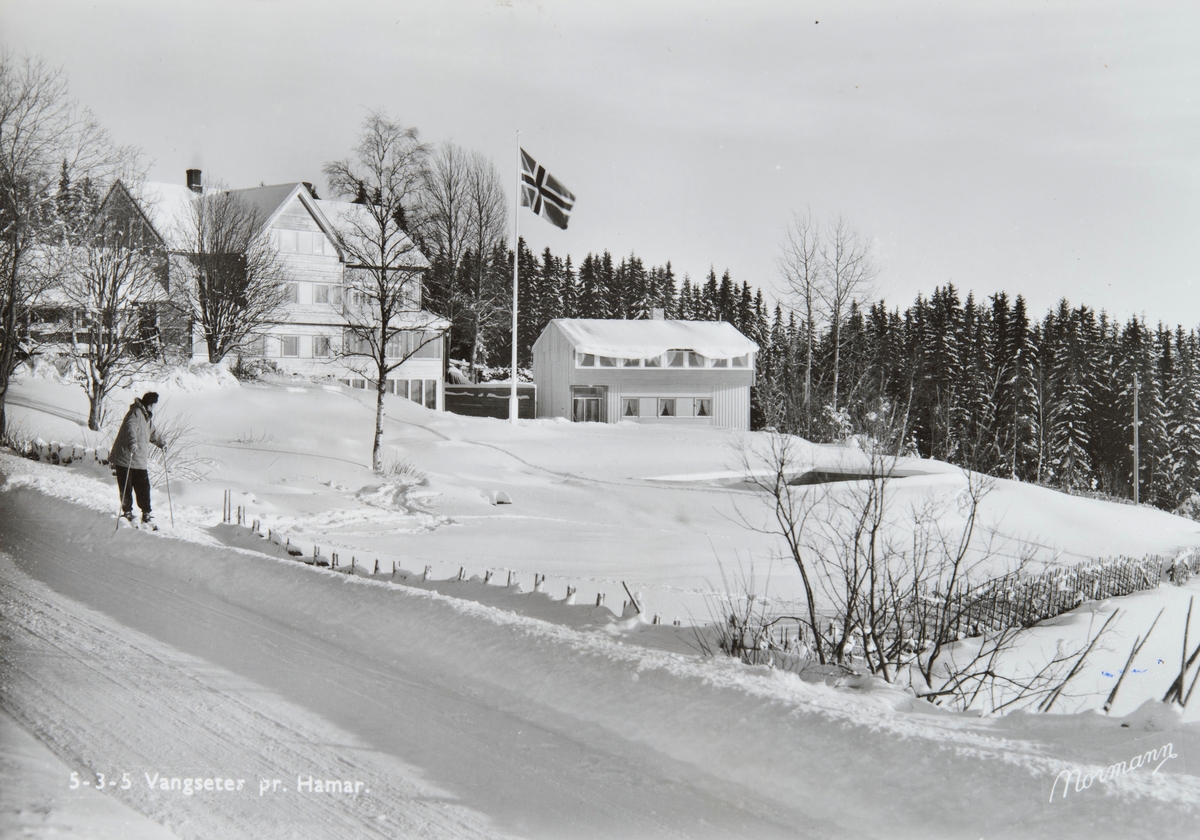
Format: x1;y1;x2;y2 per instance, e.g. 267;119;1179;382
520;148;576;230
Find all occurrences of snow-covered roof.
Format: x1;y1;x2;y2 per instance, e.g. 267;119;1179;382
138;182;198;249
550;318;758;359
129;181;430;271
229;183;304;228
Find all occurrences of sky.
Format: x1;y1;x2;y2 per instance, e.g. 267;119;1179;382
3;0;1198;325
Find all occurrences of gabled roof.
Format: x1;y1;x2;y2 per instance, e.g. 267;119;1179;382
95;181;167;249
132;180;431;271
227;183;305;229
547;318;758;359
138;182;199;250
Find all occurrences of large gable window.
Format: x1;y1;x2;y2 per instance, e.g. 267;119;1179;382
573;348;750;369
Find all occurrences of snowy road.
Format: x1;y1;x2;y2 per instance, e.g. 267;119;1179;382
2;480;1199;838
0;485;831;839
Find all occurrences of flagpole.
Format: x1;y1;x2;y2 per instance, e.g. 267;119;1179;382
510;131;521;425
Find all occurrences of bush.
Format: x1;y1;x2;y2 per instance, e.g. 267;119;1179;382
383;456;428;485
231;355;279;382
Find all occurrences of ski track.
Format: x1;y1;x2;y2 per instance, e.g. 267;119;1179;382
0;482;828;840
0;551;512;840
4;467;1200;838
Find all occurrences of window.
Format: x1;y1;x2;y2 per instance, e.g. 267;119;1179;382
577;353;595;367
313;284;330;304
424;379;437;409
297;231;313;254
282;283;298;304
279;230;298;253
281;336;299;357
667;350;685;367
644;355;661;367
621;398;639;417
409;379;423;405
598;356;617;367
658;398;676;417
413;331;442;359
313;336;331;357
687;352;704;367
385;334;405;358
330;286;342;305
712;358;728;368
732;354;749;368
345;331;371;355
694;398;712;417
622;358;640;368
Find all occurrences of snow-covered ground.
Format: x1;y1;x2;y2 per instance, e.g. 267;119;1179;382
3;368;1200;838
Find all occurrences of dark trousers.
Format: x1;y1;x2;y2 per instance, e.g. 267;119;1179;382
115;467;152;516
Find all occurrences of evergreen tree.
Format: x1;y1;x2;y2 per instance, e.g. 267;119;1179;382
1044;302;1095;491
560;255;577;318
576;254;601;318
1166;328;1200;509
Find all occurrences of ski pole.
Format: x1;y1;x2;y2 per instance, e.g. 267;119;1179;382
114;459;133;534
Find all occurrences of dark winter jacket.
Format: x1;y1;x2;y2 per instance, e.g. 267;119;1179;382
109;398;165;469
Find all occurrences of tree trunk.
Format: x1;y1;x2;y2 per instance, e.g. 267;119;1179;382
372;371;386;472
804;305;813;436
88;388;104;432
469;311;483;382
831;316;841;415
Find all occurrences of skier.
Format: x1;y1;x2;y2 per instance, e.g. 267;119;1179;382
109;391;166;527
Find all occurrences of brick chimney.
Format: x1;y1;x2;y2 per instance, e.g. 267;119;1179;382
186;169;203;193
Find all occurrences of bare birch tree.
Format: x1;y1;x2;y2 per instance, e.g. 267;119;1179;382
777;212;877;430
0;52;137;434
460;150;509;379
175;185;291;364
58;184;166;429
819;215;877;415
323;111;442;471
420;140;470;283
777;210;821;434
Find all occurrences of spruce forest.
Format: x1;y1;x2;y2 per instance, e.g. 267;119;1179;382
423;239;1200;516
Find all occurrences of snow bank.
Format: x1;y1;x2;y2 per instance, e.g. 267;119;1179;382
128;362;242;394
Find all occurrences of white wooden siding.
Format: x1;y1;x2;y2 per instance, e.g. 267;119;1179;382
533;323;574;419
275;196;323;232
533;320;754;429
713;384;751;430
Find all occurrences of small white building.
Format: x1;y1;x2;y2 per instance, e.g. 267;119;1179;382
532;319;758;430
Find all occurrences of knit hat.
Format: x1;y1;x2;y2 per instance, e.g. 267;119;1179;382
142;391;160;406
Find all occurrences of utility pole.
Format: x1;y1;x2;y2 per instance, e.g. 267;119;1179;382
509;131;521;425
1132;371;1139;506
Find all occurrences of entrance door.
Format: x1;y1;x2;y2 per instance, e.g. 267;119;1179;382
571;386;606;422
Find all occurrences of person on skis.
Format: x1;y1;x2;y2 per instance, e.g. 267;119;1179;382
109;391;166;526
